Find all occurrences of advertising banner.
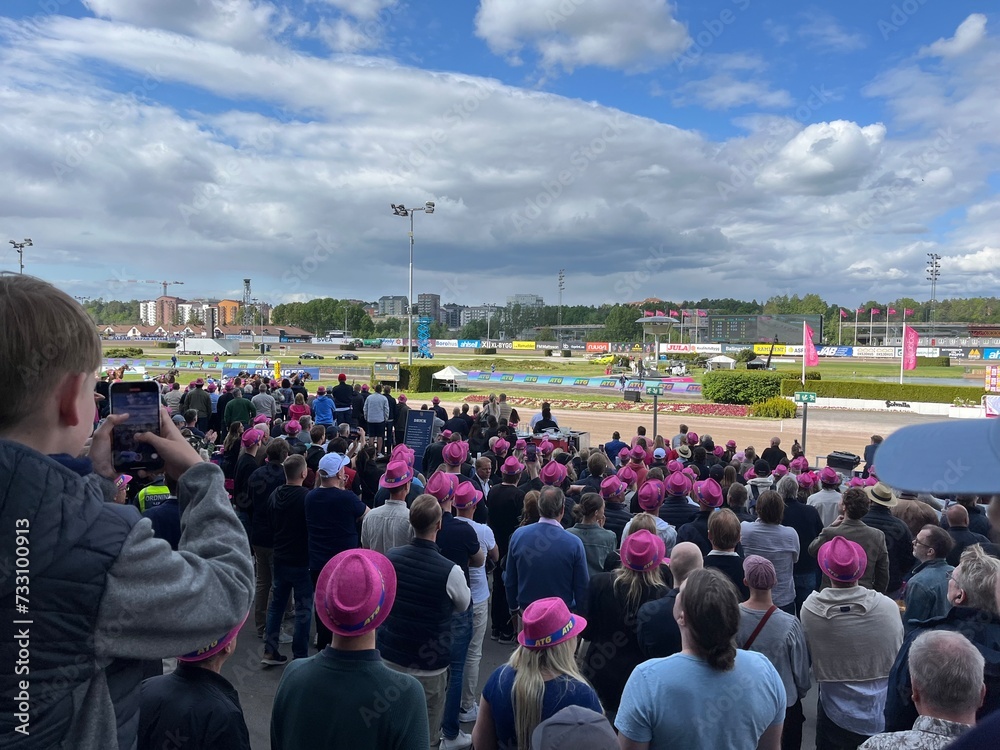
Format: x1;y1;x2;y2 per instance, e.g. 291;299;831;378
818;346;853;357
753;344;787;355
940;347;965;358
512;341;536;350
986;366;999;393
457;339;481;348
967;348;984;360
852;347;896;359
434;339;458;348
693;344;722;354
659;343;694;353
722;344;753;354
586;342;611;353
985;349;1000;360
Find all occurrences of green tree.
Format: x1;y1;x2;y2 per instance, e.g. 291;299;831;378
603;304;642;341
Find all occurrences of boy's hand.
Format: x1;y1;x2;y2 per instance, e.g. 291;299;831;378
89;414;129;479
136;407;202;480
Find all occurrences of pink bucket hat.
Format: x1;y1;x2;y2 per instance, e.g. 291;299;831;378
617;466;638;485
518;597;586;650
442;441;469;466
315;549;396;637
665;472;689;497
621;529;665;571
540;461;568;486
379;460;413;490
637;480;664;511
600;475;627;500
425;471;459;502
501;456;525;475
240;429;264;448
453;481;483;510
818;537;867;583
695;478;724;508
178;611;249;662
819;467;841;486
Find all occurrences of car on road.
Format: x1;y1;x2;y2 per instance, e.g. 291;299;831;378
335;353;359;360
300;352;325;360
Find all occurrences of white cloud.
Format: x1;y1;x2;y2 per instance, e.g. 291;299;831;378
320;0;396;21
474;0;690;72
675;74;793;111
796;12;865;53
756;120;886;195
920;13;987;59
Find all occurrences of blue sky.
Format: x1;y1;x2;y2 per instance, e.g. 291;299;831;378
0;1;997;308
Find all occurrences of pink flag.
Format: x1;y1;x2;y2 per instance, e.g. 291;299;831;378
856;307;865;314
804;323;819;367
904;308;914;316
902;325;919;370
871;308;881;315
668;310;679;318
655;310;665;317
840;309;848;318
888;308;897;315
681;310;690;317
696;310;707;317
643;310;654;317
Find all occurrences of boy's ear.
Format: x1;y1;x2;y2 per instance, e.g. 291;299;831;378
58;372;89;428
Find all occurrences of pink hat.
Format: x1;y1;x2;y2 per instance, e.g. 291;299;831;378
178;611;249;662
666;459;684;474
819;467;841;486
114;473;133;490
398;394;407;403
713;446;724;457
695;478;724;508
442;441;469;466
426;471;458;503
726;440;737;448
790;456;809;471
391;444;414;467
682;466;698;481
206;383;217;392
285;420;302;435
361;384;369;391
539;440;555;456
316;386;326;395
442;430;453;440
501;456;525;475
618;447;630;460
864;476;878;487
743;555;777;590
818;537;867;583
847;476;866;488
687;432;699;445
629;445;646;463
453;481;483;510
540;461;568;486
518;597;586;650
494;438;510;455
253;414;271;425
773;464;789;478
665;472;689;497
617;466;638;485
621;530;665;571
637;480;664;511
378;460;414;490
224;382;234;392
193;378;205;386
515;439;527;450
338;373;347;381
315;549;396;637
600;475;627;499
432;396;440;404
797;471;818;488
734;451;746;463
240;429;264;448
743;468;756;481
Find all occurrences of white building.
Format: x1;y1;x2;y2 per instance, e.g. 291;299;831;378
507;293;544;308
139;300;157;326
460;305;492;326
176;302;215;325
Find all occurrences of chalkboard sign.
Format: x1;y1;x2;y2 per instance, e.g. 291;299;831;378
404;409;435;473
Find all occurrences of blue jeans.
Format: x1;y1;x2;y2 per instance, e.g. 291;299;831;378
441;605;473;740
265;564;313;659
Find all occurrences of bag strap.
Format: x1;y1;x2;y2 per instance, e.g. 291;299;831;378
743;605;778;651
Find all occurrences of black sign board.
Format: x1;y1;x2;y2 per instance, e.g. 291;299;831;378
404;410;436;473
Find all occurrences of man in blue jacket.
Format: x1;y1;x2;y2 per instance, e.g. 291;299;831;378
505;486;589;618
311;386;335;434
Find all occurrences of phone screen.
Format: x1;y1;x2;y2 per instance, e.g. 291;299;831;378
111;385;162;470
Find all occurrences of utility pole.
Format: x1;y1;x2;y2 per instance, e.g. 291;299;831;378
926;253;941;342
8;238;32;274
557;269;565;341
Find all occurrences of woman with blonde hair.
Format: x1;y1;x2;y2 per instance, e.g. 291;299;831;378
581;529;670;716
473;598;600;750
287;391;310;423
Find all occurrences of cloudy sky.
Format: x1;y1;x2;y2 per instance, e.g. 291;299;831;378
1;1;997;308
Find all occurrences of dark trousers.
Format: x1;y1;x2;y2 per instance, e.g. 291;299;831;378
816;696;871;750
490;564;513;636
310;569;332;650
782;699;804;750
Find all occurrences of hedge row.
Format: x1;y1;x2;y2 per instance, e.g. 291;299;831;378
917;356;950;367
778;380;987;404
749;396;798;419
703;371;821;405
106;347;145;358
399;364;437;392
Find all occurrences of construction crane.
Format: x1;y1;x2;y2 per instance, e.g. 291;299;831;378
112;279;185;296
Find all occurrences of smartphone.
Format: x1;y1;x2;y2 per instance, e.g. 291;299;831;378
525;444;538;463
110;381;164;472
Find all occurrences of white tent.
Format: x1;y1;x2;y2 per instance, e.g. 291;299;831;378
706;355;736;371
432;366;468;381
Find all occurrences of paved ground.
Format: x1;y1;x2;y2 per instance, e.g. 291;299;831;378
219;405;945;748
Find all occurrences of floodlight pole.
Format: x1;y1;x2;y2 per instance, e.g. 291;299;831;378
9;238;32;274
392;202;435;366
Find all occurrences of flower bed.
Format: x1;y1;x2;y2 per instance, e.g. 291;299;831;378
463;395;748;417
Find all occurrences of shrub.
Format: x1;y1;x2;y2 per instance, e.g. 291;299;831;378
916;356;949;367
543;349;553;357
475;348;497;355
778;380;987;404
399;364;437;392
560;349;572;358
106;347;145;358
749;397;798;419
703;371;820;405
734;348;757;363
156;342;178;349
340;342;357;351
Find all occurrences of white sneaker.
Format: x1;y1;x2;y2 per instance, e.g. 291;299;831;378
279;629;293;644
458;705;478;724
440;730;472;750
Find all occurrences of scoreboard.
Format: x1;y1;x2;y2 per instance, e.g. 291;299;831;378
707;315;823;344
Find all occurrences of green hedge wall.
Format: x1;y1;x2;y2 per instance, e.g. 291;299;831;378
778;380;986;404
106;347;145;358
399;364;437;393
916;356;950;367
703;371;821;405
749;396;798;418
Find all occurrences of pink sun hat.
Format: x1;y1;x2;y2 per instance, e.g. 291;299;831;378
518;597;586;650
621;529;666;571
315;549;396;637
